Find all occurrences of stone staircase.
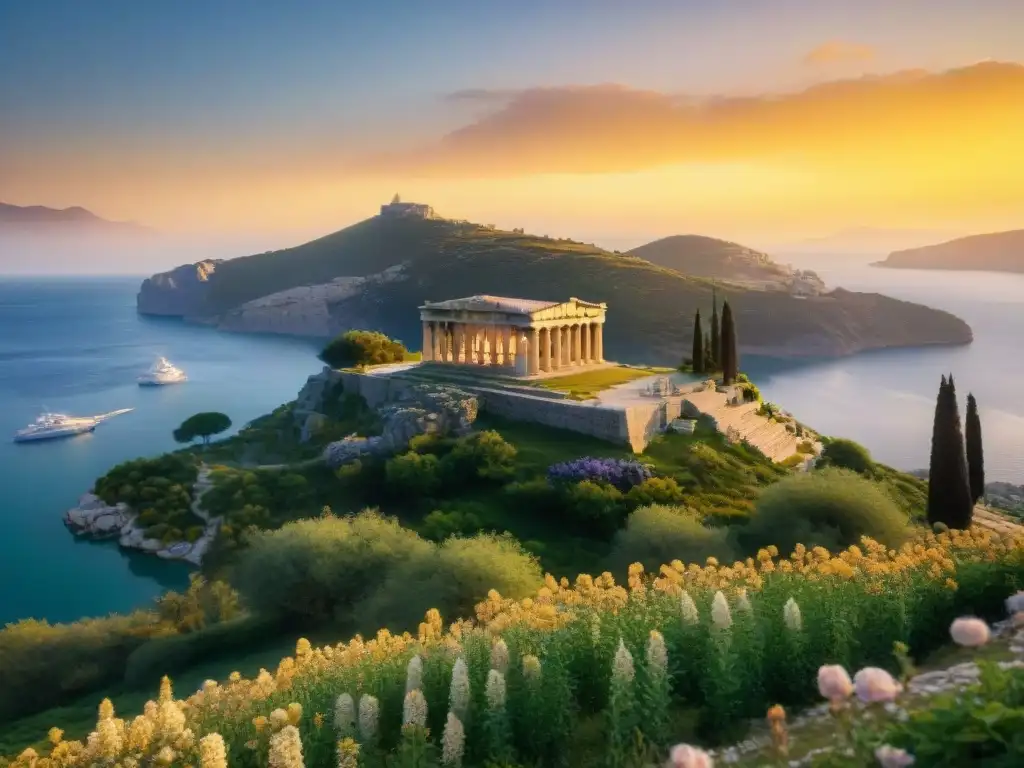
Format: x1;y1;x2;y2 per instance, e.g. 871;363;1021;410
679;389;808;463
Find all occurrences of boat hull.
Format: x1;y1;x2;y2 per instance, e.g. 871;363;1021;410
138;377;187;386
14;425;96;442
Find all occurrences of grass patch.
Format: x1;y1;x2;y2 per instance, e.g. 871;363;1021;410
534;365;671;398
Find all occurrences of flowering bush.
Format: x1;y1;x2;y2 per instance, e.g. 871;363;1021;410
7;527;1024;768
547;456;654;492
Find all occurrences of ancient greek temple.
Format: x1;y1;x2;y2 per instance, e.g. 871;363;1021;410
419;295;607;377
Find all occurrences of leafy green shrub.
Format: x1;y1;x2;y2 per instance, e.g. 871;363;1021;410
818;438;873;474
608;504;734;573
385;451;442;496
440;430;517;484
94;453;199;531
797;440;815;454
231;511;432;622
173;411;232;445
355;534;542;632
319;329;407;368
625;476;686;508
564;480;627;536
153;574;241;634
780;454;806;468
503;478;562;516
736;467;910;556
202;467;315;526
419;508;483;542
122;615;283;689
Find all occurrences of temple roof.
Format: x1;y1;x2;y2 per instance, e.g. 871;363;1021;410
421;295;561;314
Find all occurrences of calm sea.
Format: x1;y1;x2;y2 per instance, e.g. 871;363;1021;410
0;267;1021;626
0;277;321;627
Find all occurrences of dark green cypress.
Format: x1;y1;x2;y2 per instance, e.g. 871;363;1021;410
691;309;704;374
704;330;715;372
720;300;739;385
926;375;974;528
965;392;985;505
710;287;721;369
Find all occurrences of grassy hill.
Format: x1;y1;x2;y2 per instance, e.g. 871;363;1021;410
138;216;972;366
627;234;793;283
875;228;1024;274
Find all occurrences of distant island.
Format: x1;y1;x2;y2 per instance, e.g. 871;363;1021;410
137;197;973;365
874;229;1024;274
0;202;152;235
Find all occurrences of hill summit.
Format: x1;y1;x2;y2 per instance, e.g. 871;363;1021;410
137;207;972;365
875;229;1024;274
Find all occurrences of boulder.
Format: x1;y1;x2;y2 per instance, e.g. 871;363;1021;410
63;493;133;539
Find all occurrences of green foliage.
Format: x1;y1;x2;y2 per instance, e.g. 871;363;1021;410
441;430;518;484
93;453;201;536
624;476;687;508
386;451;443;496
154;573;241;634
173;411;232;445
819;438;873;474
201;466;316;546
737;467;910;556
691;309;705;375
356;534;542;633
564;480;627;536
965;392;985;505
419;507;483;542
122;615;282;689
608;504;734;573
231;510;431;623
319;329;407;369
927;375;974;529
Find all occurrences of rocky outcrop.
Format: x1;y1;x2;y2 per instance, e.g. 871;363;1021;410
323;384;479;468
136;259;222;317
216;264;407;336
63;467;220;566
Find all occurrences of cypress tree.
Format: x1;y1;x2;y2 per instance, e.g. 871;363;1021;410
926;375;974;528
710;287;721;369
703;330;715;372
965;392;985;504
720;300;739;385
691;309;704;374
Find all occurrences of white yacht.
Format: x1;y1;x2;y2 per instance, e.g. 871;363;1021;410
138;357;188;386
13;408;133;443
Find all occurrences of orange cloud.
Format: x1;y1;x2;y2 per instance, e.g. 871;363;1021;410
349;62;1024;181
802;40;877;66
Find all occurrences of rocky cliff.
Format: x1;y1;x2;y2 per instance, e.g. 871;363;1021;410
137;259;222;316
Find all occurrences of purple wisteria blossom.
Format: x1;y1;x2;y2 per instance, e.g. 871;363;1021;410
546;457;654;492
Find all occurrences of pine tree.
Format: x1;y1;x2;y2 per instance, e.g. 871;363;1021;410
720;300;739;385
965;392;985;504
926;375;974;528
691;309;704;374
710;287;721;370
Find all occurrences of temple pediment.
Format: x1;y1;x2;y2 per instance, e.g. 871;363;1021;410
420;295;607;320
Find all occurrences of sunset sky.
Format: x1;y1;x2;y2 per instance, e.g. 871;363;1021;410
2;0;1024;251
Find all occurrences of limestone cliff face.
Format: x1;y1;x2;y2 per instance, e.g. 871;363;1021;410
136;259;222;316
215;264;407;337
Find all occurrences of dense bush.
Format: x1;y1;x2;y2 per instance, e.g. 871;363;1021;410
818;437;873;474
355;534;542;633
419;507;484;542
547;456;654;491
201;467;316;544
736;467;910;556
624;476;687;507
93;453;200;539
564;480;627;535
231;511;431;623
385;451;442;496
608;504;734;573
440;429;518;483
319;329;407;369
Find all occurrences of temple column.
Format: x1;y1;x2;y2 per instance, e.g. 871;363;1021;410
448;324;458;363
581;321;590;363
551;325;562;370
594;323;604;362
528;328;540;375
436;324;447;362
485;325;495;364
561;326;570;366
421;322;432;362
571;324;581;365
430;322;441;361
539;328;550;371
476;327;486;365
501;326;511;365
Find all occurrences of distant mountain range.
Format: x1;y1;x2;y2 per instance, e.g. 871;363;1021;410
770;227;968;258
874;230;1024;274
0;203;152;234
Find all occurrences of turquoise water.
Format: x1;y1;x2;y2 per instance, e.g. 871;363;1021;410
0;277;322;626
1;267;1021;627
744;264;1024;483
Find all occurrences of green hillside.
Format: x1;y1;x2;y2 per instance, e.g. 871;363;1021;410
628;234;793;282
139;216;972;366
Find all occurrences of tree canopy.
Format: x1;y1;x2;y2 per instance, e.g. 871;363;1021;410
965;392;985;504
173;412;232;445
320;329;407;369
926;375;974;529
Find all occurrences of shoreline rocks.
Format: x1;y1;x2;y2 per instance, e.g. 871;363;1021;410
63;467;220;566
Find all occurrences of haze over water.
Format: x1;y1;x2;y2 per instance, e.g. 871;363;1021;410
0;266;1020;626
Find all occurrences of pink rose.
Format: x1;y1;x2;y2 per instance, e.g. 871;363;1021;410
817;665;854;702
853;667;902;704
949;617;991;647
667;743;714;768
